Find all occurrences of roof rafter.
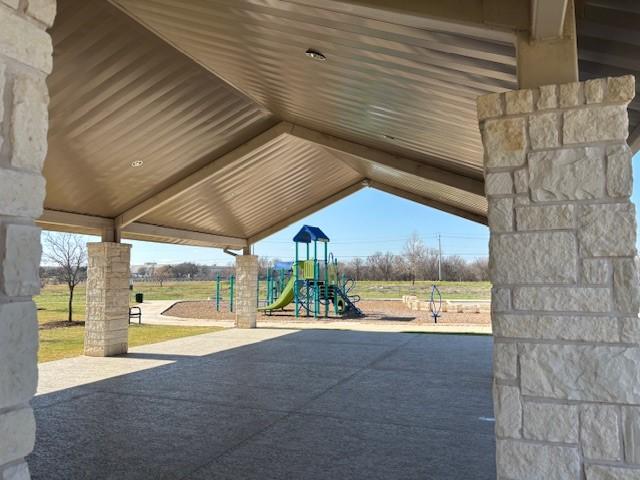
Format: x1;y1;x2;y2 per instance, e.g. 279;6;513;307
278;0;528;43
369;181;487;225
45;115;489;248
122;222;246;249
288;124;485;196
113;118;485;239
38;209;116;239
37;209;247;249
247;181;365;245
114;121;294;232
531;0;569;40
517;0;578;88
628;122;640;154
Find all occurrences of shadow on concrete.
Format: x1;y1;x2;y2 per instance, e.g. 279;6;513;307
28;329;495;480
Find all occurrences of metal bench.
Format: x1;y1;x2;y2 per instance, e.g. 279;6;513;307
128;306;142;325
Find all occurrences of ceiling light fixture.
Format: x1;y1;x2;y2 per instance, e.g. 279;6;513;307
305;48;327;61
130;160;144;167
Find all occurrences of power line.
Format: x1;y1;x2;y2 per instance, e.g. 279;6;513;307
251;253;487;259
259;232;488;245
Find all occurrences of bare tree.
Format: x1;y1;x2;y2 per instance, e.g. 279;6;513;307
463;257;489;281
351;257;364;281
402;232;427;284
43;232;87;323
418;248;440;280
155;264;173;287
367;251;396;281
442;255;466;281
172;262;199;278
135;265;148;277
257;257;274;277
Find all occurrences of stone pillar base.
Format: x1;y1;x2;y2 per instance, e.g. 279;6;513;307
84;242;131;356
84;341;128;358
235;255;258;328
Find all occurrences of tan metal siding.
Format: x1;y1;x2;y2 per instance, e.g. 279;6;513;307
141;136;363;238
45;0;274;217
112;0;518;175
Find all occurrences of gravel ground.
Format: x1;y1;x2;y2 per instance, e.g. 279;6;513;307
163;300;491;326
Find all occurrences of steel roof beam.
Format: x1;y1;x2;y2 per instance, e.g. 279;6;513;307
114;121;485;243
121;223;247;249
369;181;488;225
629;123;640;154
100;113;487;248
283;0;528;43
114;121;293;233
517;0;578;88
37;210;116;239
531;0;569;40
37;209;247;249
288;125;485;196
247;181;365;245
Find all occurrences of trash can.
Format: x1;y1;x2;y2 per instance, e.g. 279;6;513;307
135;293;144;303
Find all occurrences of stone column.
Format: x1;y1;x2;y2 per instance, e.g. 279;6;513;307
0;2;55;478
478;75;640;479
235;255;258;328
84;243;131;356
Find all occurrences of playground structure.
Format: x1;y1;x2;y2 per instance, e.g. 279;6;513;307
259;225;363;318
207;225;362;318
211;273;236;313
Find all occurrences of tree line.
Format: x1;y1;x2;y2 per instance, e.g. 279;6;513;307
338;252;488;282
133;263;235;286
338;233;488;282
128;233;489;282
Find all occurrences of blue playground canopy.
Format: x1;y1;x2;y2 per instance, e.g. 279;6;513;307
273;261;294;271
293;225;330;243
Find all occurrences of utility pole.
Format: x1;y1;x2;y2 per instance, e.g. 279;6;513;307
437;234;442;281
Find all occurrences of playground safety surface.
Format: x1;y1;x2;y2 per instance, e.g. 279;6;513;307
165;299;492;326
29;328;495;479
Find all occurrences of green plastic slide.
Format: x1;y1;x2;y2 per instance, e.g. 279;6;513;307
258;275;295;311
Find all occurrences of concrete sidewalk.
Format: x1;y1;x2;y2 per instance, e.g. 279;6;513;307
134;300;235;328
138;300;493;334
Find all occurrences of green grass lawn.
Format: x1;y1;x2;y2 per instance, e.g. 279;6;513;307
38;324;224;363
352;280;491;300
34;281;233;325
35;279;491;326
35;285;87;325
34;283;225;363
129;279;492;301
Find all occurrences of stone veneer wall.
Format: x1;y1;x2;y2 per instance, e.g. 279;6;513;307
235;255;258;328
84;243;131;357
0;1;55;478
478;75;640;480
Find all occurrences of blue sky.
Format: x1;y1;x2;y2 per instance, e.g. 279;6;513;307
71;152;640;266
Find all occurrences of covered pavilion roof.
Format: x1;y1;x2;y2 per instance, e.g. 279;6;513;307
37;0;640;248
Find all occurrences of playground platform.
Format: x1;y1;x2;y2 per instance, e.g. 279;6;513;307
30;328;495;479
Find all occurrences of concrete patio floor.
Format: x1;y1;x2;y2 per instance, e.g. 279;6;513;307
29;328;495;479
